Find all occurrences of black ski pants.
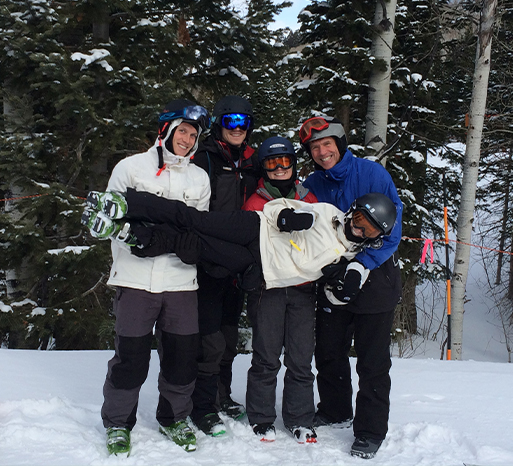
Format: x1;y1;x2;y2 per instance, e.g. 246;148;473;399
126;188;261;276
315;293;394;441
191;268;245;421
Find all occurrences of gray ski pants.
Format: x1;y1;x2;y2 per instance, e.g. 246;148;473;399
246;283;316;427
101;287;199;429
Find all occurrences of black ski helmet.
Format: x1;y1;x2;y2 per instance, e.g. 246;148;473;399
211;96;254;140
351;192;397;236
213;96;254;119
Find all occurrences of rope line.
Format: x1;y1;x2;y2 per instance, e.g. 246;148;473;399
403;236;513;257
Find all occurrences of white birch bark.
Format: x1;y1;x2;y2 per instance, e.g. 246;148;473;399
451;0;497;360
365;0;397;167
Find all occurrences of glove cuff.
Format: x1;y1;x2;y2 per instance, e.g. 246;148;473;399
324;284;348;306
346;261;370;287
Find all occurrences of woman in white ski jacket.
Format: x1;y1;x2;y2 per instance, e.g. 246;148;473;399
92;188;397;293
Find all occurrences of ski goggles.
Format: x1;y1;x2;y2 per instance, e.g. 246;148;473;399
352;210;382;239
262;155;294;172
299;117;330;144
159;105;211;130
220;113;252;131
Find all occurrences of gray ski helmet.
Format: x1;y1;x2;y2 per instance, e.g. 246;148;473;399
300;116;348;160
213;96;254;119
352;193;397;236
258;136;295;163
300;116;345;144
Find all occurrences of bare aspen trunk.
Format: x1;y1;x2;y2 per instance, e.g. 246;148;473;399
365;0;397;167
496;149;512;285
451;0;497;360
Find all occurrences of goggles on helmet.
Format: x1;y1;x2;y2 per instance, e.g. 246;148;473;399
159;105;211;130
220;113;252;131
299;117;331;144
262;155;294;172
351;210;382;239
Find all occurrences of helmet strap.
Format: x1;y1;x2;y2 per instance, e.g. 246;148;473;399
157;122;170;169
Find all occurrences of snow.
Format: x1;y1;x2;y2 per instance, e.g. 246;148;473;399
71;50;113;72
1;348;513;466
47;246;91;255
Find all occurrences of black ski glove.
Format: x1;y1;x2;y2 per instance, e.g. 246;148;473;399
319;259;349;285
324;261;370;306
131;225;175;258
173;230;201;265
277;208;315;232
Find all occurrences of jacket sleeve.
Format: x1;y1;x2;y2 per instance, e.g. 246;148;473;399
106;158;133;193
242;193;265;212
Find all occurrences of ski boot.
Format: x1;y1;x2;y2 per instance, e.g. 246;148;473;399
350;436;383;459
159;419;197;452
106;427;131;456
252;423;276;442
86;191;128;219
285;425;317;444
220;396;246;421
195;413;227;437
81;208;137;245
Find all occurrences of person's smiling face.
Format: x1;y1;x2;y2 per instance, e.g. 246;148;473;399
309;136;341;170
221;127;247;147
172;122;198;156
267;166;293;181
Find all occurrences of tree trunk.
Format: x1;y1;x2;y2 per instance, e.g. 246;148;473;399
496;149;512;285
451;0;497;360
365;0;397;167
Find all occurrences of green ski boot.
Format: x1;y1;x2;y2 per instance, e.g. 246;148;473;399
159;419;197;452
81;208;122;239
86;191;128;219
106;427;131;456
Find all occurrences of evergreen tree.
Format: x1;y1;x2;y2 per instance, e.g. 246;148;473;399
0;0;291;349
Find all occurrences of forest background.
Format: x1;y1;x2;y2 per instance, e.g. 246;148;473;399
1;0;512;361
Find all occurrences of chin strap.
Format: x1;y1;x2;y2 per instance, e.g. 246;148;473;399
157;122;170;170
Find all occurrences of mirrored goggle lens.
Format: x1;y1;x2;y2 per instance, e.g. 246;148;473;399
262;155;294;171
299;117;330;143
159;105;210;129
221;113;251;130
352;210;382;239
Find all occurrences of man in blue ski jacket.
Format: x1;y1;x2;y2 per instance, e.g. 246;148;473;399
300;116;403;460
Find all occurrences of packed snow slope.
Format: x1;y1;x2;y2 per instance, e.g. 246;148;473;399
1;349;513;466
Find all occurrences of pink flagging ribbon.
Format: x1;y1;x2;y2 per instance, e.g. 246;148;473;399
421;239;434;264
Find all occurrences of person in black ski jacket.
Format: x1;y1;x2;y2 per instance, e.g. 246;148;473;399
188;96;260;435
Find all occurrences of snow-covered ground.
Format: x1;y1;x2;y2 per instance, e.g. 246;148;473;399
1;348;513;466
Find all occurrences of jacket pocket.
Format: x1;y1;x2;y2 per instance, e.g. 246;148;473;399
132;177;164;197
